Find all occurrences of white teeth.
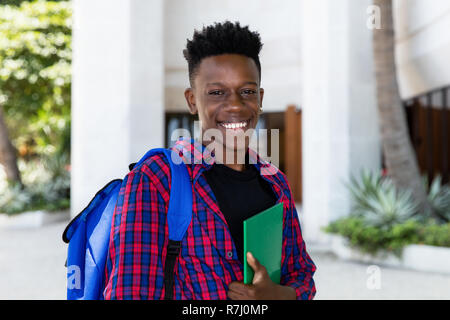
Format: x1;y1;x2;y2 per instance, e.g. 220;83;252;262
221;121;247;129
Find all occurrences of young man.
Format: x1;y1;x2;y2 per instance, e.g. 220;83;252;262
104;21;316;300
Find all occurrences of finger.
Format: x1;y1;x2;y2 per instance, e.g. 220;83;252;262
247;252;262;273
228;286;257;300
247;252;269;284
228;281;249;295
228;290;245;300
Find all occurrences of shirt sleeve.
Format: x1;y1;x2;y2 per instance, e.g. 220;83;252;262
280;185;317;300
103;164;170;300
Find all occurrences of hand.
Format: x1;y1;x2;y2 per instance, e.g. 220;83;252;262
227;252;296;300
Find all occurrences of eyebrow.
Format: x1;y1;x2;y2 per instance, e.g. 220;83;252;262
206;81;258;86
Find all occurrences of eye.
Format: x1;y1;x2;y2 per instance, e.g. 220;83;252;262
241;89;257;95
208;90;224;95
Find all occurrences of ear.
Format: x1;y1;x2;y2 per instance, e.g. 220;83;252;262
184;88;198;115
259;87;264;107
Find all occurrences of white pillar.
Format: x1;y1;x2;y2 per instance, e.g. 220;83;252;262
301;0;381;244
71;0;164;217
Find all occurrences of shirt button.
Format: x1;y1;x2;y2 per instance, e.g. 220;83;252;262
227;251;233;258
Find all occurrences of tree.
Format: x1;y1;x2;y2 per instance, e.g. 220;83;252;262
0;1;72;160
0;0;66;6
372;0;430;214
0;104;21;184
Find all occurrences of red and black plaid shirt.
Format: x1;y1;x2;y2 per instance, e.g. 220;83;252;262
104;139;316;299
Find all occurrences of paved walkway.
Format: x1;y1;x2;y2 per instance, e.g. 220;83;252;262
0;221;67;299
0;220;449;300
310;250;450;299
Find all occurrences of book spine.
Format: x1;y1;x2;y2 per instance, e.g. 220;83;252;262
243;221;249;284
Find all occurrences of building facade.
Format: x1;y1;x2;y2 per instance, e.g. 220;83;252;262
71;0;450;245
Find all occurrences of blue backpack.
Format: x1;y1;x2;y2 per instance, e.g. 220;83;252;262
62;148;192;300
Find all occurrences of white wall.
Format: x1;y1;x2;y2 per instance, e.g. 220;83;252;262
71;0;164;216
394;0;450;98
164;0;303;112
301;0;381;244
163;0;450;109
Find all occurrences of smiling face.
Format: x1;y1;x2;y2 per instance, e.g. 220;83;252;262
184;54;264;158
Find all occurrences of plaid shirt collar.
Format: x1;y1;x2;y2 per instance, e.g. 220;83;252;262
170;138;280;184
170;138;287;258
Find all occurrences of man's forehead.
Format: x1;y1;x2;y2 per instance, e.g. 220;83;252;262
195;54;260;85
205;81;258;87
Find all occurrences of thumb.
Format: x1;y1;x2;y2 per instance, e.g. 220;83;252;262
247;252;267;284
247;252;262;274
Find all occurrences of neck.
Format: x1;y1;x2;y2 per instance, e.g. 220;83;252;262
224;162;246;172
202;140;249;172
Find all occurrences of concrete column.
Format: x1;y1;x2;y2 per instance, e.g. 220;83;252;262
71;0;164;216
301;0;381;244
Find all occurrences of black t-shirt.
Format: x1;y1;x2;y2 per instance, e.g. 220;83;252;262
204;162;277;264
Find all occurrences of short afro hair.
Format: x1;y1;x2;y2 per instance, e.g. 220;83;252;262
183;21;263;86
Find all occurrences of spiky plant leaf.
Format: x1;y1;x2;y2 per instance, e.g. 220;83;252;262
347;170;418;229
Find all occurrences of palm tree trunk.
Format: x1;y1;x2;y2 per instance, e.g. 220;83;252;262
0;105;21;185
372;0;429;213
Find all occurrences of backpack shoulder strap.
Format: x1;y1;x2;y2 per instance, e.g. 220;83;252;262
134;148;192;300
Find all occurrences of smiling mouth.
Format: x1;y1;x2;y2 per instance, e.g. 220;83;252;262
217;119;250;130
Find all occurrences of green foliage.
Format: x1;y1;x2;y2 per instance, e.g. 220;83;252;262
0;156;70;214
0;0;66;6
324;217;424;256
423;175;450;223
347;169;417;230
0;0;71;215
0;0;72;159
419;222;450;248
324;216;450;256
0;181;32;213
0;0;29;6
325;169;450;256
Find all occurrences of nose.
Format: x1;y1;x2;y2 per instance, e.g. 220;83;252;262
225;91;245;111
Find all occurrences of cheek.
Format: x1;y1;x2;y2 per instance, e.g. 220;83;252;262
201;98;220;119
197;104;217;128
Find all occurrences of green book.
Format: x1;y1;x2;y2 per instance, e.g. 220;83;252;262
243;202;284;285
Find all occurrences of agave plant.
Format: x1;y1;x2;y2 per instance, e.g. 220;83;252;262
423;175;450;223
347;169;418;229
0;155;70;214
0;181;32;214
347;169;384;216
